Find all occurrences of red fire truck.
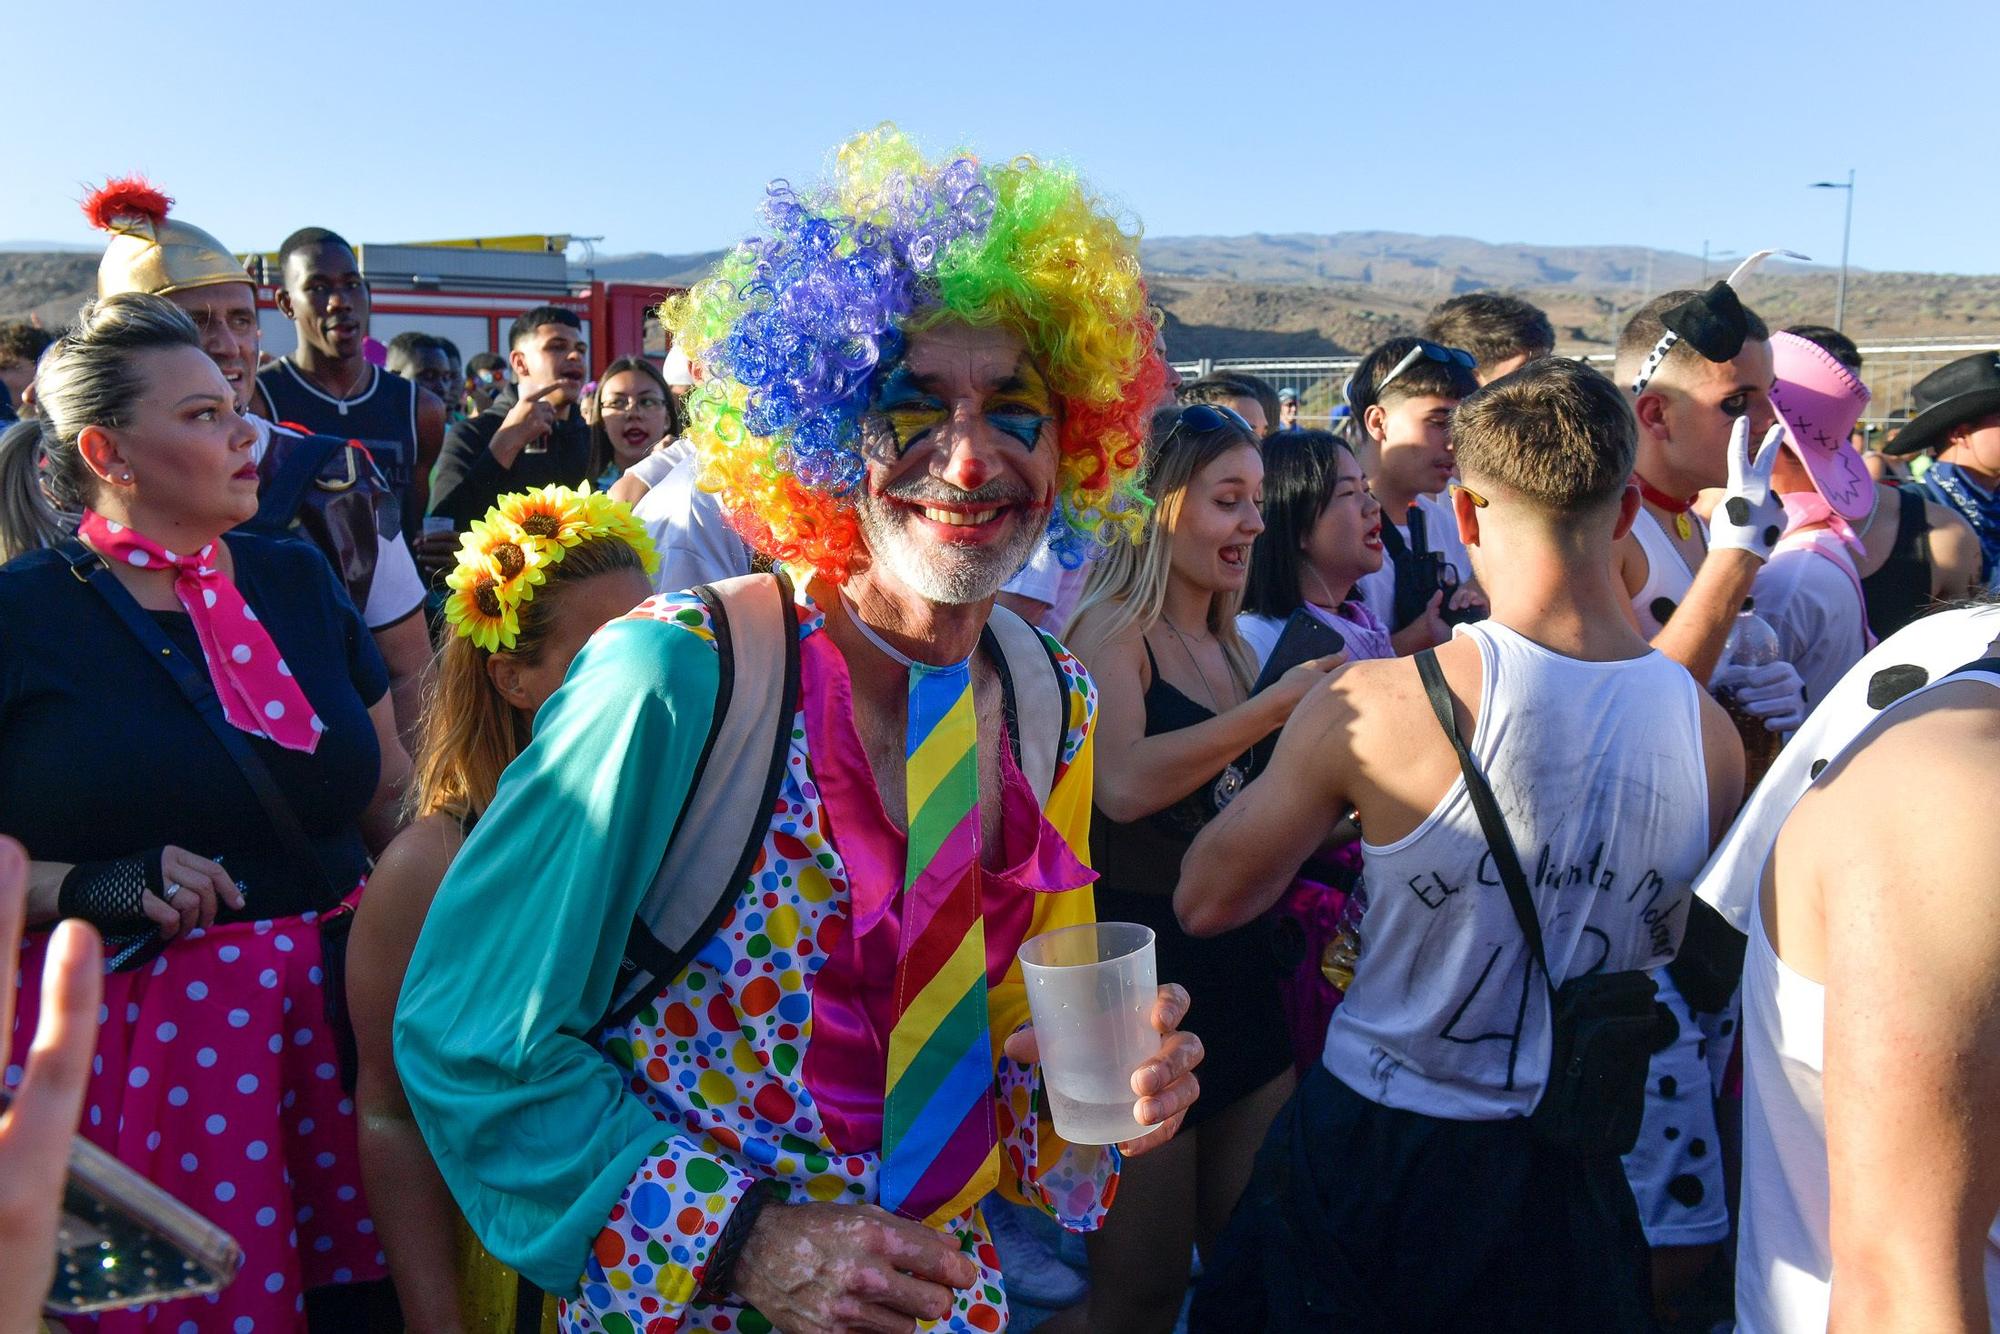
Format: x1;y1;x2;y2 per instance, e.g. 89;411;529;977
246;234;683;377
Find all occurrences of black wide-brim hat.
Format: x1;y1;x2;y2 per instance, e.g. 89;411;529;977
1886;350;2000;456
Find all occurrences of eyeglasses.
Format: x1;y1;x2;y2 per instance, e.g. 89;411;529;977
601;394;667;413
1163;402;1257;449
1447;479;1489;508
1374;341;1477;401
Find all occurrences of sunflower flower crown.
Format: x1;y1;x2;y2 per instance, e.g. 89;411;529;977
443;484;659;652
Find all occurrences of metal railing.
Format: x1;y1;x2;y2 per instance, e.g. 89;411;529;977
1174;339;2000;433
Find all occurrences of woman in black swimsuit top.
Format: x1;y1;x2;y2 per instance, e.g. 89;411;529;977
1064;403;1345;1333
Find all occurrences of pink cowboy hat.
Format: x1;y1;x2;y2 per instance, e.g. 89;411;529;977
1770;330;1873;522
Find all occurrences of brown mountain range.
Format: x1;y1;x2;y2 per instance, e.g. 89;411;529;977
7;231;1998;361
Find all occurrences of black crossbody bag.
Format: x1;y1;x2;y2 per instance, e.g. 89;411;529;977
1416;649;1669;1156
60;541;361;1090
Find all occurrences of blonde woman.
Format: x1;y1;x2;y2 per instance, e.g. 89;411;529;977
347;486;654;1334
1064;404;1342;1333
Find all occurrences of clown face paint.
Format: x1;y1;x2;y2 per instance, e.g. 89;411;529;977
854;321;1057;605
866;355;1055;459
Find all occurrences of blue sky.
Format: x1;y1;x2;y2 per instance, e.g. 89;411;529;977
7;0;1993;274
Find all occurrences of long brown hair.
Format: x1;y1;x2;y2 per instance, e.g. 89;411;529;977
411;536;646;821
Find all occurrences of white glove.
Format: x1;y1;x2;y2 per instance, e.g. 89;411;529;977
1707;416;1788;560
1713;659;1807;732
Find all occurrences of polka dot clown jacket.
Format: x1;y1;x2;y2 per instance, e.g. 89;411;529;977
395;583;1119;1333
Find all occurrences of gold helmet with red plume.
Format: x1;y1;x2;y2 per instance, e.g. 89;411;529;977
85;177;249;299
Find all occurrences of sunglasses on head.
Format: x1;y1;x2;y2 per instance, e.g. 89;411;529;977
1373;340;1477;401
1164;402;1257;446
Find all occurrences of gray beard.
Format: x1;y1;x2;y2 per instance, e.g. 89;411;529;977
853;489;1045;606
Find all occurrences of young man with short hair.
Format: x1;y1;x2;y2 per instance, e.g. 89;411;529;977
427;306;594;525
1180;372;1274;437
1422;292;1556;384
1179;357;1744;1329
385;331;459;417
465;349;509;415
1611;279;1811;1297
256;228;447;539
1613;285;1796;685
1346;335;1486;652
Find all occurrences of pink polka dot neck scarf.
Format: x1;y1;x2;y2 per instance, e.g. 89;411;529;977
80;509;323;753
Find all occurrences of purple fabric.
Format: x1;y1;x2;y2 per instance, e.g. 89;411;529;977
797;627;1094;1155
1315;598;1393;662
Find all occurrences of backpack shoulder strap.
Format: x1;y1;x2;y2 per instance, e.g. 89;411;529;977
983;603;1067;807
1415;648;1556;998
602;570;800;1030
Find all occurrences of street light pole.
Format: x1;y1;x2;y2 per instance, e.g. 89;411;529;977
1810;170;1856;331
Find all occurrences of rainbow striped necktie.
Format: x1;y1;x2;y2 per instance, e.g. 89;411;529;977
879;657;999;1227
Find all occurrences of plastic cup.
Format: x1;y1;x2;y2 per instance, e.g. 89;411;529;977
1017;922;1161;1145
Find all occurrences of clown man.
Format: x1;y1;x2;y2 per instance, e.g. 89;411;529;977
395;127;1203;1333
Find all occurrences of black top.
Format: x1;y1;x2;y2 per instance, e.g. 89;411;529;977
258;360;422;537
1090;637;1287;1124
427;385;593;526
1861;485;1934;641
0;531;388;921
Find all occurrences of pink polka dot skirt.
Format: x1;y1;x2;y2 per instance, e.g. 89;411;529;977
11;905;386;1332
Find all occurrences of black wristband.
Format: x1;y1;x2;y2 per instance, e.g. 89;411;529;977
56;851;164;933
698;1179;779;1303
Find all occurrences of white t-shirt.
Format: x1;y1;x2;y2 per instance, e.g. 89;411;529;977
634;439;752;594
1354;492;1472;627
1323;622;1711;1120
621;447;678;491
1751;531;1873;710
249;416;425;629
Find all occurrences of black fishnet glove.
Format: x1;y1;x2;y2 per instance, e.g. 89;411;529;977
55;851;164;934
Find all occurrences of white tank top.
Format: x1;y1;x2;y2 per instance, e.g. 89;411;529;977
1734;658;2000;1334
1631;508;1699;638
1322;621;1712;1120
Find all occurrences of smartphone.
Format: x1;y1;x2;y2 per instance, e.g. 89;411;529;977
9;1092;243;1315
1253;609;1347;695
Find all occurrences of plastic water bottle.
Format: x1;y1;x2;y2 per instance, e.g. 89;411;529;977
1716;598;1785;787
1722;597;1782;670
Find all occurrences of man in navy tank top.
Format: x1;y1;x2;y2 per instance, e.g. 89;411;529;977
1179;358;1745;1331
255;227;448;541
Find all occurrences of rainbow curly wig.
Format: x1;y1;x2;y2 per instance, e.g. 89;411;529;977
662;124;1168;582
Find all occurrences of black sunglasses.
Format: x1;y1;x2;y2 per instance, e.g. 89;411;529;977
1165;402;1258;446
